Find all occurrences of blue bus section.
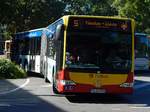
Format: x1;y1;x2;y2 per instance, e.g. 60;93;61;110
15;28;44;39
11;28;44;73
134;33;150;71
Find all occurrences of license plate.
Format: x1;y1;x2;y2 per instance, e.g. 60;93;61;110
90;89;106;93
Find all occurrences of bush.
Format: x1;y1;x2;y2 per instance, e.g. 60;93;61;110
0;58;27;79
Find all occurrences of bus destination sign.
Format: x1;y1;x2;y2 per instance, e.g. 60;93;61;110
68;17;131;32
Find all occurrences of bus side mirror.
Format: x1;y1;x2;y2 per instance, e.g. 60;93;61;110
55;24;64;41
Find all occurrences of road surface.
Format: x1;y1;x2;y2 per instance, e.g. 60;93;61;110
0;74;150;112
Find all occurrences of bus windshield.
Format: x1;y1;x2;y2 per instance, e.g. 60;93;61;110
66;30;132;72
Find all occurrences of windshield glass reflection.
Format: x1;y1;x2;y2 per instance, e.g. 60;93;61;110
66;31;132;72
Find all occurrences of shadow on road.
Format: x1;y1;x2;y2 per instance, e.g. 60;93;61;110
66;94;130;104
27;71;44;78
0;78;66;112
66;92;150;107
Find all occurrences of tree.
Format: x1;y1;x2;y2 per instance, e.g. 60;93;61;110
0;0;19;39
63;0;117;16
112;0;150;33
0;0;65;38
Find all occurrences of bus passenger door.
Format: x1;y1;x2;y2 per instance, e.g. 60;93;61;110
54;24;64;73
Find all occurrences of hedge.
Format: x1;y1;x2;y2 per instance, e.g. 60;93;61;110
0;58;27;79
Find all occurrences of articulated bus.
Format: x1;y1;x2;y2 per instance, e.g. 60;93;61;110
134;33;149;70
11;28;44;73
41;15;135;94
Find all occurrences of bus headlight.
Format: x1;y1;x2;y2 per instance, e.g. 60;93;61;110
120;83;134;88
60;80;76;85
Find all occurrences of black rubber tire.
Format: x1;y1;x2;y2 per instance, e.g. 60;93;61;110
44;74;49;83
52;77;59;94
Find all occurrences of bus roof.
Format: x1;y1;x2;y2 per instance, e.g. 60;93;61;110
62;15;133;21
135;33;147;36
15;28;44;39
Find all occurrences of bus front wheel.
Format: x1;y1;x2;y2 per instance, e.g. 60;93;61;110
44;74;49;83
52;76;59;94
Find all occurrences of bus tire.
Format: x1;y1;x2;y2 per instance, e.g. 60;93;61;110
44;62;49;83
44;74;49;83
52;82;59;94
52;71;59;94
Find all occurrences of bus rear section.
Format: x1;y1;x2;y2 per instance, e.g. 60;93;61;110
51;15;135;94
11;28;43;73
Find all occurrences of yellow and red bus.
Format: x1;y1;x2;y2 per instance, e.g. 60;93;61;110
41;15;135;94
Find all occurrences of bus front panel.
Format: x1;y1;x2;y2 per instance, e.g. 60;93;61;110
56;16;134;94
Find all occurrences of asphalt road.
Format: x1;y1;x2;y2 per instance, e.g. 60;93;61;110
0;73;150;112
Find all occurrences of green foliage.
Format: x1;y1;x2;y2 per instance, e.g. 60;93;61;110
0;0;150;35
0;0;65;33
63;0;117;16
0;58;26;79
112;0;150;33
